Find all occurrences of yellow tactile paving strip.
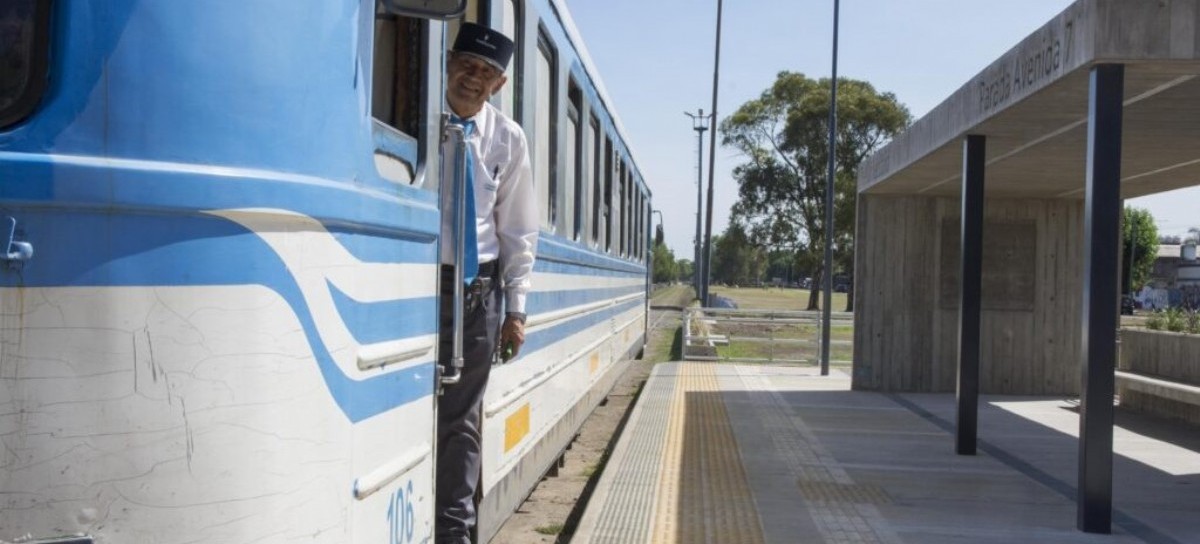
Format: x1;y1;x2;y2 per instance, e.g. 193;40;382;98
651;363;765;544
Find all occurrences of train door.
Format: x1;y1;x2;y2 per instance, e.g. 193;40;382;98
367;2;467;543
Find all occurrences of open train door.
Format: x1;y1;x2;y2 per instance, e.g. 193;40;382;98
365;3;469;544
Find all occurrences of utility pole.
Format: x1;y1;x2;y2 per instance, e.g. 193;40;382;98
821;0;840;376
685;110;711;300
702;0;724;308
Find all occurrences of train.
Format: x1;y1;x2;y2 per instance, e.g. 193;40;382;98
0;0;652;542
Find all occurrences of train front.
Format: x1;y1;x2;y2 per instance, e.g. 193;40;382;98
1;2;447;542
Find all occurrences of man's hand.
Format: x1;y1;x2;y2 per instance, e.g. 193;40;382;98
499;314;526;360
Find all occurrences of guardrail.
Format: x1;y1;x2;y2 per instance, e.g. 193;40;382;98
682;307;854;364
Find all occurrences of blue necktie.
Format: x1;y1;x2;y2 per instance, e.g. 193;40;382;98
452;116;480;285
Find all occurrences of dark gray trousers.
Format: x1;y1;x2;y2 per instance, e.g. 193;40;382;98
436;263;501;544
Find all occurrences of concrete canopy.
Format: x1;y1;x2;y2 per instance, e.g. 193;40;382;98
858;0;1200;199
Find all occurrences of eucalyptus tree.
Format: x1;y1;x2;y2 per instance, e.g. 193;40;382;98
720;71;909;309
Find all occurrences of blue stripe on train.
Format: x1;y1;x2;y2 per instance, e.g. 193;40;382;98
327;285;438;345
0;210;438;423
328;283;644;346
535;232;647;275
520;297;644;357
0;209;646;422
524;285;645;316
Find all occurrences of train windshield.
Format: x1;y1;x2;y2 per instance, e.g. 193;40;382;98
0;0;49;129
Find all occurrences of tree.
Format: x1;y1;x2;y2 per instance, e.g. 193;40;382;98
1123;207;1158;293
720;72;910;310
1187;227;1200;244
675;259;694;285
711;224;767;286
652;239;678;284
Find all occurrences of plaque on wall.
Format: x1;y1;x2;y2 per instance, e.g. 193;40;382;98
940;219;1037;311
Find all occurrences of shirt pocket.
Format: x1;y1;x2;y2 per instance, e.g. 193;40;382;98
476;162;502;210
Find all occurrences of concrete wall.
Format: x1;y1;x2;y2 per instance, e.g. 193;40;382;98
1118;329;1200;425
852;194;1085;394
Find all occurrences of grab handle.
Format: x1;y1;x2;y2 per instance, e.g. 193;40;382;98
439;117;469;387
3;217;33;263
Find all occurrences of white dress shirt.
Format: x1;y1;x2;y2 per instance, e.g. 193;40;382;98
441;101;538;314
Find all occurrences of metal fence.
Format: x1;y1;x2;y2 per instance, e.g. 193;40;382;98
682;307;854;364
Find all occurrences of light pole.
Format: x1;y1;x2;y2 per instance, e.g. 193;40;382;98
820;0;840;377
702;0;725;308
651;209;665;284
685;110;711;299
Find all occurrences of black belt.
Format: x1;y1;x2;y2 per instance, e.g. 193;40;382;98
464;260;499;313
477;260;499;279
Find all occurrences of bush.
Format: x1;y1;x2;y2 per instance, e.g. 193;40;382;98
1145;307;1200;334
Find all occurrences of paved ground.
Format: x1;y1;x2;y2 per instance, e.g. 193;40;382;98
574;363;1200;544
489;287;690;543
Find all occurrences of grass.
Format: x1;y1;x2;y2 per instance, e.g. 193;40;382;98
651;284;695;307
704;286;855;364
710;285;850;312
534;523;565;535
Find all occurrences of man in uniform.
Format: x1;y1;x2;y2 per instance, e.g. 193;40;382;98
436;22;538;544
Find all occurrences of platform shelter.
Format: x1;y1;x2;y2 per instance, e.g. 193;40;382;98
853;0;1200;532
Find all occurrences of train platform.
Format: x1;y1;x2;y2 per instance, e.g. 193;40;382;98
573;362;1200;544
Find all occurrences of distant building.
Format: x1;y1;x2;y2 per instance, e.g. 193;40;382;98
1148;244;1182;289
1141;243;1200;310
1178;243;1200;287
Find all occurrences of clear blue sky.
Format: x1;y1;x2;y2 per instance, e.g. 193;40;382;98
563;0;1200;256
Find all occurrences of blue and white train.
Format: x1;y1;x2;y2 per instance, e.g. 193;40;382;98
0;1;652;542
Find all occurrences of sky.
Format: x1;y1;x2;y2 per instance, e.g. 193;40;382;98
562;0;1200;257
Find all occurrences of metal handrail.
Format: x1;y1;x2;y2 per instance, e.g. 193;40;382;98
440;119;468;387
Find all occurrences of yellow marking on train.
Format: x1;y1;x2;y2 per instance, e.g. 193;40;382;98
504;404;530;453
589;352;600;374
652;363;765;544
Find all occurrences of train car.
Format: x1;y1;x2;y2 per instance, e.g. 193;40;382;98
0;1;652;543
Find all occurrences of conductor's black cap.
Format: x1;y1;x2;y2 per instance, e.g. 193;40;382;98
451;22;515;72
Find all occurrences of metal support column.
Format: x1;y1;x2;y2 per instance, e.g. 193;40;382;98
820;0;840;376
956;134;985;456
701;0;724;308
1078;63;1123;535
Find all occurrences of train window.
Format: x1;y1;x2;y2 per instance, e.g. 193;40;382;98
639;191;645;260
566;82;583;241
626;169;634;257
499;0;521;119
589;116;602;247
603;136;613;252
638;194;648;261
642;191;649;261
633;180;639;258
634;189;641;261
373;8;424;139
0;0;51;129
635;189;642;260
631;186;638;259
644;200;652;262
616;160;626;256
633;181;640;258
534;28;557;230
372;4;430;185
